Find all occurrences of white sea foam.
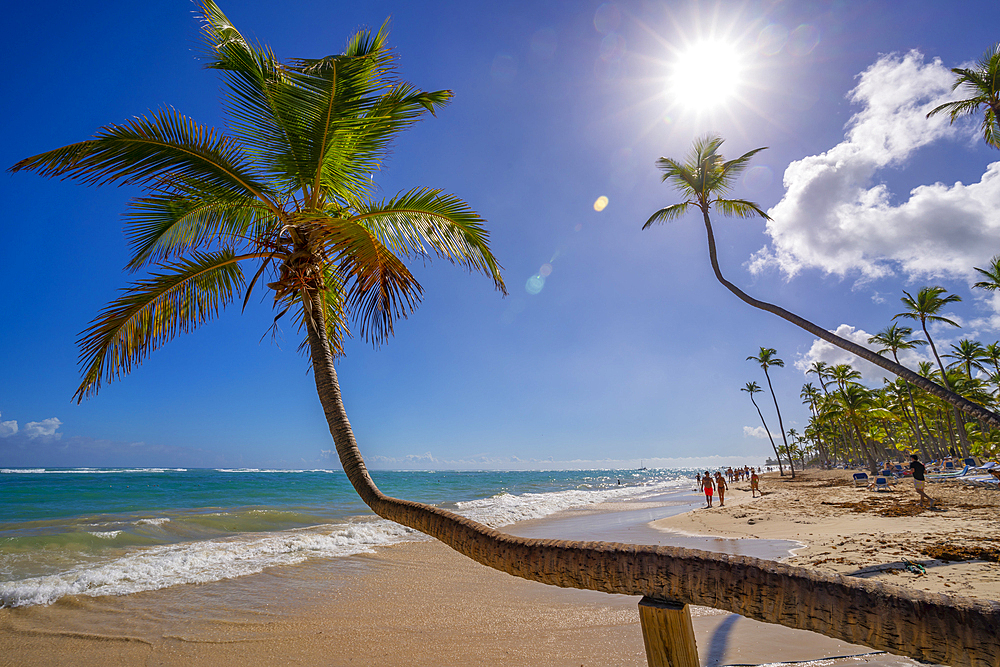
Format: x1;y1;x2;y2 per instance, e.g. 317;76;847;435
0;519;419;608
0;473;692;607
454;477;688;528
0;468;187;474
136;518;171;526
89;531;122;540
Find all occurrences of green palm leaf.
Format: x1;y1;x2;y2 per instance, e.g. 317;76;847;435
124;193;277;270
345;188;505;289
75;250;247;402
11;108;278;209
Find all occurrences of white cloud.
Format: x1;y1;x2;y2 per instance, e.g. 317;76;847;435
750;50;1000;283
743;425;776;440
22;417;62;440
794;323;935;384
0;412;17;438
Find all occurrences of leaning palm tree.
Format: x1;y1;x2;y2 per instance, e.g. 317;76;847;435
642;135;1000;430
926;43;1000;149
742;381;784;475
11;9;999;664
748;347;795;478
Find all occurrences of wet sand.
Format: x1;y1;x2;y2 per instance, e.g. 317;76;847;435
0;480;952;666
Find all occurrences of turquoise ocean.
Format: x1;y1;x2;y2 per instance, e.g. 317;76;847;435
1;467;703;608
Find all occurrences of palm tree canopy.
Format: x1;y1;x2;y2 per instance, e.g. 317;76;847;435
748;347;784;369
893;287;962;328
741;381;762;395
643;135;770;229
10;0;506;402
926;43;1000;149
867;323;926;356
973;254;1000;291
944;339;987;374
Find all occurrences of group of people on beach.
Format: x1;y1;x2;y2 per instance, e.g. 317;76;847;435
695;467;761;508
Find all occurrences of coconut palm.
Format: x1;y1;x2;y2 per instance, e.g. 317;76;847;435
972;254;1000;290
748;347;795;477
893;288;962;389
926;43;1000;149
643;135;1000;429
826;385;891;474
945;339;988;379
806;361;832;395
742;381;784;475
868;323;929;457
893;287;973;455
828;364;862;390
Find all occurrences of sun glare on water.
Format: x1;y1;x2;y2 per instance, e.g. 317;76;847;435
670;40;742;111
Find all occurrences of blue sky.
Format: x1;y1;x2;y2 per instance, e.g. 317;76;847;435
3;0;999;469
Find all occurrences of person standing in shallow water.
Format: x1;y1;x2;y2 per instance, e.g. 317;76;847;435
909;454;936;507
701;471;715;507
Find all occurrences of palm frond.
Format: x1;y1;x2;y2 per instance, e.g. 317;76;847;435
324;221;424;346
333;188;505;293
199;1;315;193
74;251;246;402
642;202;692;228
10;108;277;211
124;193;278;270
716;198;771;220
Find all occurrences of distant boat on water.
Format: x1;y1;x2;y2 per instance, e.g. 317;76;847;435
638;461;647;471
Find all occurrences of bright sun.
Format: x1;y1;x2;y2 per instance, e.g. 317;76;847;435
670;40;742;111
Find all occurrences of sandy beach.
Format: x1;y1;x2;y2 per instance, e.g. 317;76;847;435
651;469;1000;601
3;470;996;666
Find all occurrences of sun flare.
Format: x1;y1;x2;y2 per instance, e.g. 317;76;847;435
670;40;742;111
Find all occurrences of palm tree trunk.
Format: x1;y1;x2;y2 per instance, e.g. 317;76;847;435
749;394;785;475
301;293;998;667
698;208;1000;429
762;367;795;478
920;320;972;458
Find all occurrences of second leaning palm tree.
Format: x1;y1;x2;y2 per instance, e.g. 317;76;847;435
643;135;1000;430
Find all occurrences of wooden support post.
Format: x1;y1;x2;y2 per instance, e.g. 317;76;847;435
638;596;700;667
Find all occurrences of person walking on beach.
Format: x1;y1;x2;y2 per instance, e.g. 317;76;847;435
714;471;728;506
701;471;715;508
750;470;760;497
909;454;936;507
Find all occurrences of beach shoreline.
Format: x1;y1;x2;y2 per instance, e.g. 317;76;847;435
4;469;990;665
651;468;1000;601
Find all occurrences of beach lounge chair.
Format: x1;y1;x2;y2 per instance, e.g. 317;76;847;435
853;472;869;486
872;476;891;492
963;457;977;467
943;461;955;470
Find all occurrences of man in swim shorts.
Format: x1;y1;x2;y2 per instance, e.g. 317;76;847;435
909;454;935;507
702;471;714;508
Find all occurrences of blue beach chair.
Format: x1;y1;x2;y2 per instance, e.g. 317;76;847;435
872;476;891;492
853;472;869;486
